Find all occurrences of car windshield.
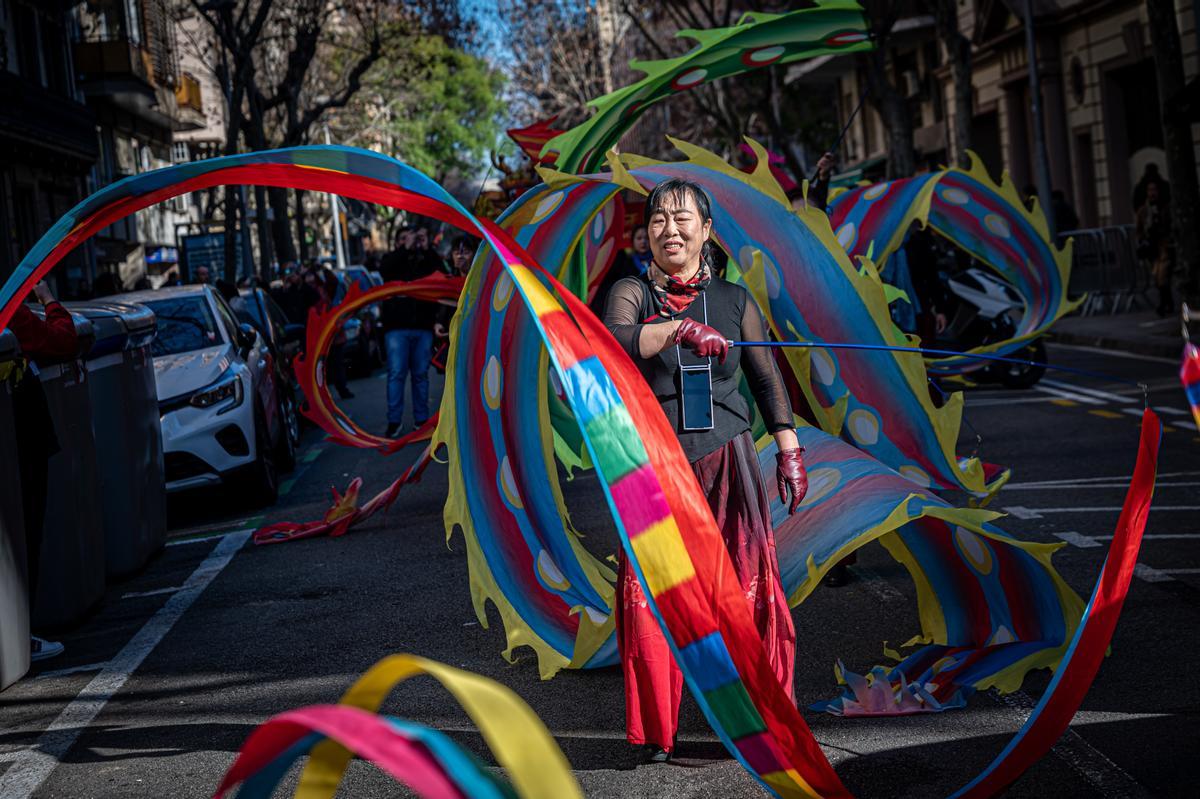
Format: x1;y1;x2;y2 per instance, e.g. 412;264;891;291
143;296;223;356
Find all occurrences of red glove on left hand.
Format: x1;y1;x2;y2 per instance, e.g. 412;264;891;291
775;447;808;515
673;318;729;364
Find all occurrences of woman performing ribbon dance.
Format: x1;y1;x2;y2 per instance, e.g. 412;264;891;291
603;177;808;763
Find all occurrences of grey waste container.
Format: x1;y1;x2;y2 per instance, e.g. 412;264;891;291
66;301;166;578
28;307;104;629
0;330;30;689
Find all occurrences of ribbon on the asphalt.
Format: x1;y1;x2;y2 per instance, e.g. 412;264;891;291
0;145;1163;798
213;654;580;799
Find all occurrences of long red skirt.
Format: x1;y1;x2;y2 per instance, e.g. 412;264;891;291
615;431;796;751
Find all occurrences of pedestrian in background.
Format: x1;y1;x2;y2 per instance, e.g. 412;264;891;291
379;224;441;437
1136;180;1175;317
431;236;477;374
8;281;77;662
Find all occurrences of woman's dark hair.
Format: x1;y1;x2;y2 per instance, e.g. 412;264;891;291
643;177;715;269
643;178;712;227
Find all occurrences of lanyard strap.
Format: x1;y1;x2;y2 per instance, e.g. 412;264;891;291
675;292;709;369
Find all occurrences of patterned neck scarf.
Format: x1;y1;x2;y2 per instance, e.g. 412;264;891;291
647;260;711;319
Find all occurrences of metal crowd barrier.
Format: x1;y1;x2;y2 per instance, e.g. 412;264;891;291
1063;224;1148;315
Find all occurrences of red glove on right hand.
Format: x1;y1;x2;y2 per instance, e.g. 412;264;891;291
673;318;729;364
775;447;808;515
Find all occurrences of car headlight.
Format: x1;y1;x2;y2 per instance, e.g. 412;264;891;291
190;372;243;414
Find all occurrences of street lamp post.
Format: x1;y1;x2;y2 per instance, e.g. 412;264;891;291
1024;0;1056;237
324;125;348;271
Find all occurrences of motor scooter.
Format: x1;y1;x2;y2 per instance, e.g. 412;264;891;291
936;266;1046;389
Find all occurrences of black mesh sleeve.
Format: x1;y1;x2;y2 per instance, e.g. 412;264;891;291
602;277;646;359
739;295;794;433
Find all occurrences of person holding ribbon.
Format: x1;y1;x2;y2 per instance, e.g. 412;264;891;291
603;177;807;763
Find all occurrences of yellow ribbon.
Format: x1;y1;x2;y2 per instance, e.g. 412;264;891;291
295;654;581;799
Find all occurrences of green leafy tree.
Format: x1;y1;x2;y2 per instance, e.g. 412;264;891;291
334;33;506;185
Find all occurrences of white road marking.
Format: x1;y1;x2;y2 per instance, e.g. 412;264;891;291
1047;342;1179;365
165;528;254;548
0;531;249;799
989;689;1154;798
1004;481;1200;491
1041;379;1136;404
1094;533;1200;541
1004;505;1200;519
1155;406;1189;416
1034;385;1105;405
1134;564;1174;583
1121;407;1145;418
120;586;184;599
969;395;1064;407
168;517;256;538
1053;532;1103;548
33;663;108;680
1005;471;1200;489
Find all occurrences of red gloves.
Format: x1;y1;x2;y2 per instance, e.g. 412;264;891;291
673;318;729;363
775;447;808;514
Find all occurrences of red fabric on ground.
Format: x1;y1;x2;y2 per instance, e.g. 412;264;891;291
615;431;796;751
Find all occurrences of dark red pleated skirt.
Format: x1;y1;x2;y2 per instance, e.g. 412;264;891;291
615;430;796;751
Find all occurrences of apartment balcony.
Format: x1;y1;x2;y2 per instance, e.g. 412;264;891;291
74;35;183;135
173;73;205;131
74;37;157;91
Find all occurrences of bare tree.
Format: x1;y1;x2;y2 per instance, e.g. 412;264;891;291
500;0;631;129
857;0;916;179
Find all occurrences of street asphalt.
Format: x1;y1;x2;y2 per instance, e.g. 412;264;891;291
0;338;1196;798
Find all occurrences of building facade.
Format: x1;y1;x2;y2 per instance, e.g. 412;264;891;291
0;0;98;296
74;0;205;290
799;0;1200;230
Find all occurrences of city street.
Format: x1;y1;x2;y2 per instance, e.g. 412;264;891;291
0;340;1195;799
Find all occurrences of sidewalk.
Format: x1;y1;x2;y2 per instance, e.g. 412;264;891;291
1051;309;1188;359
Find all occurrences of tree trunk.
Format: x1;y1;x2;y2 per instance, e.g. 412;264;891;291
253;184;273;281
932;0;973;168
223;186;239;283
295;189;309;264
1145;0;1200;306
862;48;917;179
269;187;297;263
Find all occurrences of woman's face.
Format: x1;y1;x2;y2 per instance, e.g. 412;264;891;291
647;191;711;275
632;227;649;254
452;245;473;273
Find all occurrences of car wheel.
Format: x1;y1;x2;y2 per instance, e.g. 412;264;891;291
246;404;279;507
276;392;298;472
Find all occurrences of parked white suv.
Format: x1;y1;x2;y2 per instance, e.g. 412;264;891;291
123;285;294;504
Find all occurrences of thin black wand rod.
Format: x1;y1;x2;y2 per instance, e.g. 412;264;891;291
727;339;1149;395
809;89;869;184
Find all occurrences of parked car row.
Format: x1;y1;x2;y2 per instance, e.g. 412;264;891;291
121;284;300;506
